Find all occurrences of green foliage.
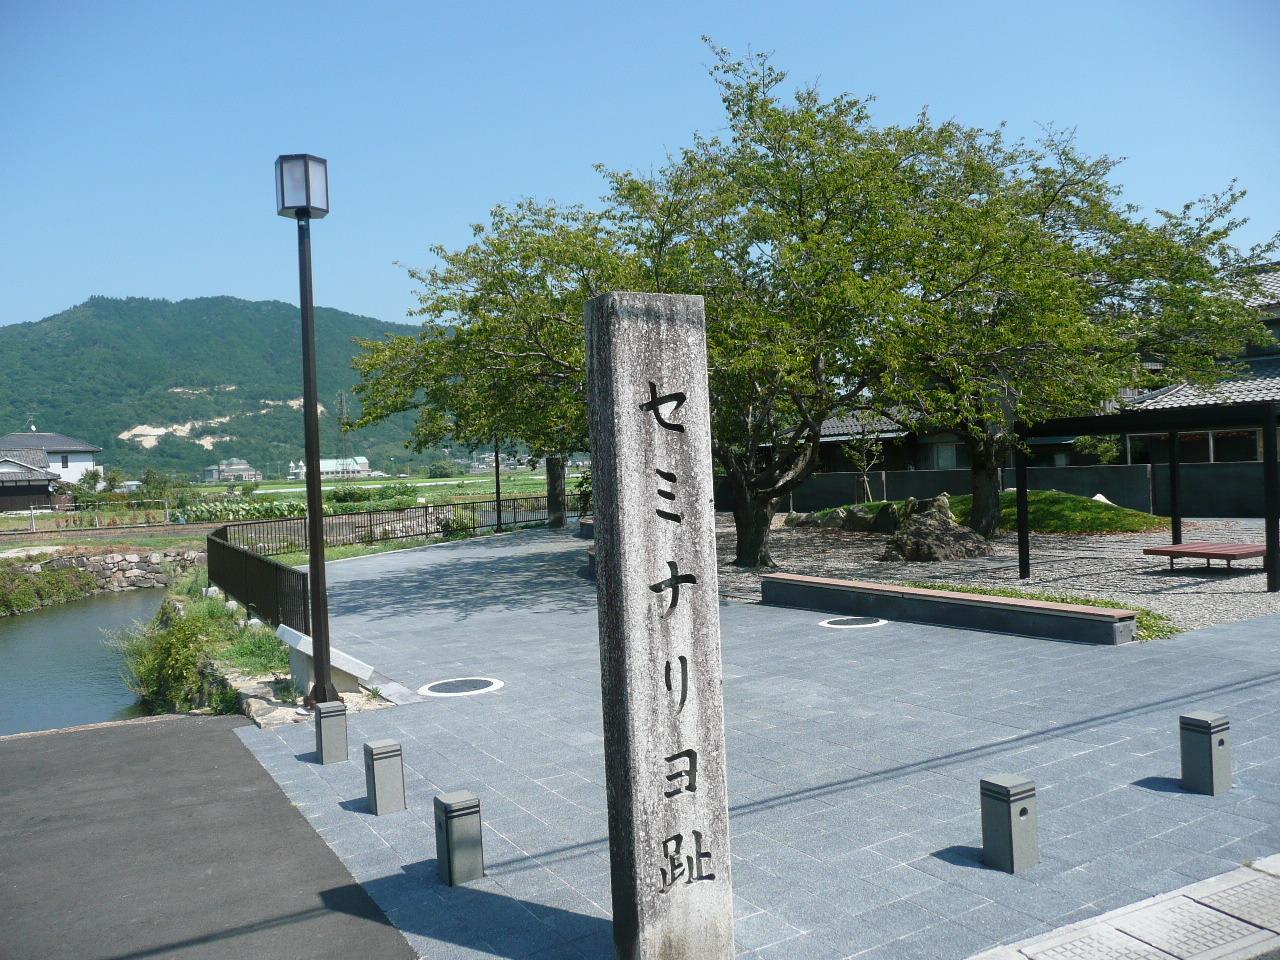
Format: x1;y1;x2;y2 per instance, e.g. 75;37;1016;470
350;41;1276;566
222;628;291;675
113;608;214;711
947;490;1168;534
902;580;1178;642
1072;435;1123;464
329;484;378;503
0;296;428;477
0;560;97;616
111;578;291;714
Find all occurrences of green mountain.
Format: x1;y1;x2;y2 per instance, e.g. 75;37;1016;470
0;296;432;478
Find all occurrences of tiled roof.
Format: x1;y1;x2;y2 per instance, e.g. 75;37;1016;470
820;411;910;439
0;449;58;483
1129;356;1280;410
1246;265;1280;309
0;431;101;453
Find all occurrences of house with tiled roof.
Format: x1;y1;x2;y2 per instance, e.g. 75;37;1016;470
0;427;102;484
1119;263;1280;466
0;448;60;511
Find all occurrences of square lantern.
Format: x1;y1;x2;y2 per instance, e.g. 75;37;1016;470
275;154;329;219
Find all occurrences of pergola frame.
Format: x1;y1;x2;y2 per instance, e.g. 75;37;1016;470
1018;400;1279;592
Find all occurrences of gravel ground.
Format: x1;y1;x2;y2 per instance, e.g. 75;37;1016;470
715;515;1278;631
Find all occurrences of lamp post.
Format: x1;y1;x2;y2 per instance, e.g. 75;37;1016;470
275;153;338;704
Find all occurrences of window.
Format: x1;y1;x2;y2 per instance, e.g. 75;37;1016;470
1213;430;1259;462
61;455;69;469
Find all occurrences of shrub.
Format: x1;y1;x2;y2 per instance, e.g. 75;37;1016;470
0;560;97;616
222;627;291;675
113;608;212;711
329;485;377;504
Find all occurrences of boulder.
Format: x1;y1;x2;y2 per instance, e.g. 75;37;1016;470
819;509;846;529
880;493;993;562
841;506;877;532
872;504;899;533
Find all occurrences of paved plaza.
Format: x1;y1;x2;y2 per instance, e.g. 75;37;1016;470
240;529;1280;959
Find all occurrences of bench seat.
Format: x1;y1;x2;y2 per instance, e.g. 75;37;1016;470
1142;542;1266;570
760;573;1139;645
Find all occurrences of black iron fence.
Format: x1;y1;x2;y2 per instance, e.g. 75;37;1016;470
216;493;588;558
206;493;587;630
206;524;310;633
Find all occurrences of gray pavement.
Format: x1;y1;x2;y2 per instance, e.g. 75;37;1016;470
240;529;1280;959
0;714;415;960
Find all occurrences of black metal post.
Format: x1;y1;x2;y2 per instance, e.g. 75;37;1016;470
493;437;503;532
1264;403;1279;593
296;216;338;703
1014;441;1030;579
1168;430;1182;545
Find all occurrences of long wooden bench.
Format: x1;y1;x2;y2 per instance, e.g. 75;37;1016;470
760;573;1139;645
1142;542;1267;571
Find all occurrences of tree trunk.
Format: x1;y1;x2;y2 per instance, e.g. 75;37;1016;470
546;455;566;528
967;438;1002;538
729;474;776;567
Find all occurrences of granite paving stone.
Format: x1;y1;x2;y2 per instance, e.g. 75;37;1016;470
236;528;1280;959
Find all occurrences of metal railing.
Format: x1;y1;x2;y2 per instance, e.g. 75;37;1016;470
205;493;588;629
206;524;310;633
216;493;589;557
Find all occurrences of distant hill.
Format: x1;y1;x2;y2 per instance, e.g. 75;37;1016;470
0;296;430;478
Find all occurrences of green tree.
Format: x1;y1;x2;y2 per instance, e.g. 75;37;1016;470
871;125;1278;535
353;201;635;520
602;46;911;564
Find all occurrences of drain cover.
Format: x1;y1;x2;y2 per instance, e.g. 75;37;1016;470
418;677;504;697
819;616;887;629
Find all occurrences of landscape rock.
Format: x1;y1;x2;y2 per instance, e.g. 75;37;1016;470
841;506;876;532
819;509;846;529
880;493;993;562
872;504;899;533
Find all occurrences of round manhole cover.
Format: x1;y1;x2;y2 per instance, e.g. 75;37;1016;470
418;677;505;697
819;616;888;629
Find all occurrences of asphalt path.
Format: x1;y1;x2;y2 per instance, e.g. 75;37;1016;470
0;715;415;960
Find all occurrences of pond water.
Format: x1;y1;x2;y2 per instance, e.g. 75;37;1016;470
0;589;163;737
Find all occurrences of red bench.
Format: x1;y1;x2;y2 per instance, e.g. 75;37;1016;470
1142;542;1267;570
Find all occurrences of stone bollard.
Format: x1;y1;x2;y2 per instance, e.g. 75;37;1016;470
363;740;406;815
314;701;348;765
434;791;484;886
1180;712;1231;796
981;775;1039;873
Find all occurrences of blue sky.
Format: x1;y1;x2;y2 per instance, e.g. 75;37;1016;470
2;0;1276;328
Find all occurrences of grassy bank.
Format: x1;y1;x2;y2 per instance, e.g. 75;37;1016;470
110;569;293;714
0;559;98;616
903;579;1178;641
815;490;1167;535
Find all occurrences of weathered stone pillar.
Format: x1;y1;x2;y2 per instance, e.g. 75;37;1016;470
585;292;734;960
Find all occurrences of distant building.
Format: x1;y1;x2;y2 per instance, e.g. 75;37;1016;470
203;458;263;483
0;427;101;484
0;448;59;511
287;456;371;480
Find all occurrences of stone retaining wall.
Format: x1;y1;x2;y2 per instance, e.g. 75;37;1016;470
23;550;205;592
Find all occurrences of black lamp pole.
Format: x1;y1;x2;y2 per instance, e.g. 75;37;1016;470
296;215;338;703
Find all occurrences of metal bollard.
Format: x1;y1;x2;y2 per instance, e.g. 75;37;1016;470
314;700;348;765
434;791;484;886
1180;712;1230;796
981;775;1039;873
363;740;406;815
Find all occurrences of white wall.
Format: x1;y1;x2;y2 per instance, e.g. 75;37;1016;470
47;451;97;484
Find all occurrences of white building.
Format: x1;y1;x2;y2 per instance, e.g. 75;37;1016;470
0;428;101;484
288;456;371;480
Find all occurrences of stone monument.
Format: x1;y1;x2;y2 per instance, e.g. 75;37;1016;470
585;292;734;960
